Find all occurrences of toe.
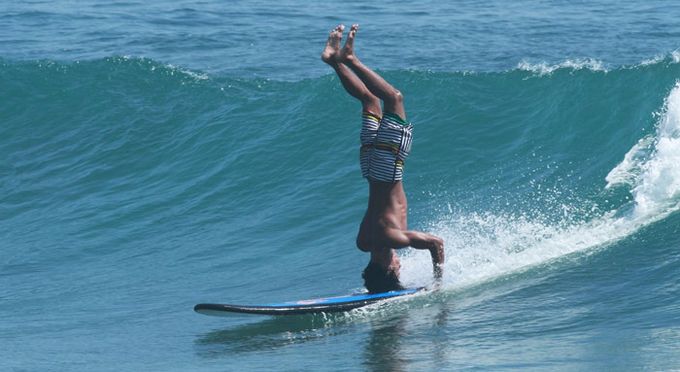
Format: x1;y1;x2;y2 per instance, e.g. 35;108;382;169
348;24;358;39
332;28;342;41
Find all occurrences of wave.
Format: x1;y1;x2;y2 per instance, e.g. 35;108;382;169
402;78;680;290
3;55;680;293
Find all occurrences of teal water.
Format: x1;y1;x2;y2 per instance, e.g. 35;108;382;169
3;1;680;370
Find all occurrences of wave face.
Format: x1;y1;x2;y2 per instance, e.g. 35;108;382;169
4;56;680;370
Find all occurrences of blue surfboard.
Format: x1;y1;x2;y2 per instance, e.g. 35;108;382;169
194;288;423;316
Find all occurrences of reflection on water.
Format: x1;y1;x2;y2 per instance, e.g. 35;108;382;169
194;313;351;356
194;293;452;369
363;315;408;372
362;302;451;372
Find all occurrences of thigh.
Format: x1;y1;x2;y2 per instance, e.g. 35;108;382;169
360;111;381;179
362;96;382;119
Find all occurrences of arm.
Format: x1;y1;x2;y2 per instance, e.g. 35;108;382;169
405;231;445;281
387;228;445;280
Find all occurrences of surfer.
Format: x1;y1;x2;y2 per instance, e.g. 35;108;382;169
322;24;445;293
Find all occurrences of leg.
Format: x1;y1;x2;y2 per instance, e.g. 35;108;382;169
333;63;381;116
322;25;381;116
338;24;406;120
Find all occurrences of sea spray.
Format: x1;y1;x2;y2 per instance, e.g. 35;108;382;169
630;82;680;219
400;80;680;289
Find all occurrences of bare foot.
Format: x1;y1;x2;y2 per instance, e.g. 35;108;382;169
321;24;344;65
337;24;359;63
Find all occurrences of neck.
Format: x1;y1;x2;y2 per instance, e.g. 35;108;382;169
370;247;399;271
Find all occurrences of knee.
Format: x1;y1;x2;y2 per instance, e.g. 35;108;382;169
387;89;403;104
361;94;380;109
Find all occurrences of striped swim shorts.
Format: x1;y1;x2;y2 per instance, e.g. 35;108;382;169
359;111;413;183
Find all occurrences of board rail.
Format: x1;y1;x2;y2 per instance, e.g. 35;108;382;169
194;288;423;316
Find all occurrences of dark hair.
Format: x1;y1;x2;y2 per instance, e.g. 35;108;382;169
362;262;405;293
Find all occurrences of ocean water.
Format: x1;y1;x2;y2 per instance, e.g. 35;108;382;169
3;1;680;370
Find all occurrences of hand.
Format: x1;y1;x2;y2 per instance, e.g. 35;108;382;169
399;230;445;281
433;262;443;282
429;237;444;281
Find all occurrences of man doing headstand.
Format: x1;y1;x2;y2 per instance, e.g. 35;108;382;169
321;24;445;293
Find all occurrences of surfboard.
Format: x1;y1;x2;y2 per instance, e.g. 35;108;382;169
194;288;423;316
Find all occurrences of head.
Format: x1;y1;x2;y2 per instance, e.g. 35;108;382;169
362;261;405;293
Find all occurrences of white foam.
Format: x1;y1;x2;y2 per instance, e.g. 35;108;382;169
519;52;680;75
640;54;665;66
605;135;654;189
630;82;680;218
400;210;623;289
640;50;680;66
517;58;606;75
400;81;680;291
117;56;210;80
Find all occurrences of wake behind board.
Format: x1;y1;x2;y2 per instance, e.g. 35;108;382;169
194;288;423;316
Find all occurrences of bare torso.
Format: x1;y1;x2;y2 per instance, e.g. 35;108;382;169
357;181;407;248
356;181;408;269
